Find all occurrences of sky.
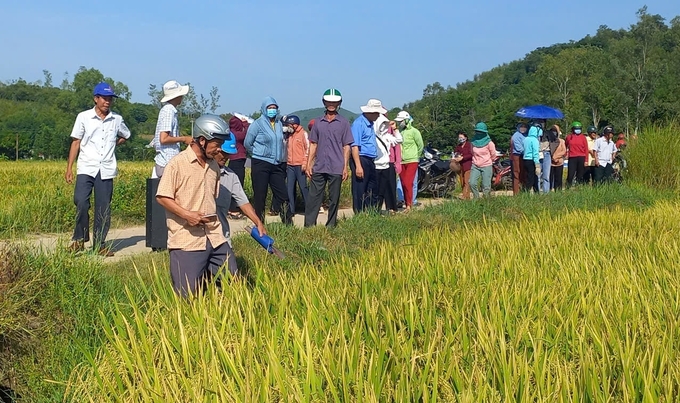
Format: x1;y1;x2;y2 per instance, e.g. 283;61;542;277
1;0;679;115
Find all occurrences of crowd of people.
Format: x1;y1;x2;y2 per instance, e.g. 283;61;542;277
62;81;625;296
509;121;624;195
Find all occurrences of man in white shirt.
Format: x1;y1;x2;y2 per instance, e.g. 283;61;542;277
65;82;131;256
152;80;192;177
593;126;618;183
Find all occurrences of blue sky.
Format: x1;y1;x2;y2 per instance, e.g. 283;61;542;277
2;0;679;115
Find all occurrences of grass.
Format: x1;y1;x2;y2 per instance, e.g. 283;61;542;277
1;183;677;401
66;196;680;401
0;160;353;238
625;124;680;190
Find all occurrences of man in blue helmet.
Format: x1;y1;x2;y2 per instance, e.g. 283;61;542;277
214;135;267;277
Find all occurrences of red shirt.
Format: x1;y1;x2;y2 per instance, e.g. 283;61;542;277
455;141;473;172
565;133;589;158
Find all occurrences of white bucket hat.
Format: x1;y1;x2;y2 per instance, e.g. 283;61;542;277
161;80;190;103
394;111;412;122
360;99;387;114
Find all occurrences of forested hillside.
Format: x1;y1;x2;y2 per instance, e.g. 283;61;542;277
0;7;677;158
0;67;220;160
399;7;680;149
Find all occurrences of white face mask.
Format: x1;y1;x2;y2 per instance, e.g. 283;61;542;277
574;129;582;134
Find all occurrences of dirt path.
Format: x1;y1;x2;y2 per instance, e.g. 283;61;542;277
11;193;513;262
16;207;355;262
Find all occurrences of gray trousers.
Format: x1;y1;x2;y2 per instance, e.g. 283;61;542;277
469;164;493;198
304;173;342;228
72;173;113;248
169;239;236;297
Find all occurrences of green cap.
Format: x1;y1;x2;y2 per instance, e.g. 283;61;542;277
322;88;342;102
571;121;582;128
474;122;488;133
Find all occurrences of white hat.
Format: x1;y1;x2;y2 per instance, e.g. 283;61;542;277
160;80;190;103
232;112;254;124
394;111;412;122
360;99;388;114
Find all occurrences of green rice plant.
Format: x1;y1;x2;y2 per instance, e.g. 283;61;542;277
625;124;680;190
66;201;680;402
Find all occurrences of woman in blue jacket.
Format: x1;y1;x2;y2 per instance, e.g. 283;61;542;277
244;97;292;224
522;121;542;193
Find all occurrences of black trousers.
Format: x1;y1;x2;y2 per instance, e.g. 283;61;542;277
350;155;378;213
550;165;564;190
227;158;246;212
304;173;342;228
377;164;398;211
583;166;596;184
250;158;291;224
73;172;113;248
594;163;614;183
522;160;537;192
566;156;586;187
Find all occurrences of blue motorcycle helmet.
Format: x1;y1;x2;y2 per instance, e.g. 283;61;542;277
283;115;301;126
221;133;237;154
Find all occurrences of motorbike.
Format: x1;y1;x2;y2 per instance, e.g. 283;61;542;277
612;153;627;183
417;145;457;198
492;150;513;190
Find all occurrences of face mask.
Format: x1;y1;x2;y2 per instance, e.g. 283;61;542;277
458;138;466;144
399;120;407;130
574;129;582;134
266;109;278;118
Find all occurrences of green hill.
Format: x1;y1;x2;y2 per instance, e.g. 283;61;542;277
288;108;358;126
401;7;680;150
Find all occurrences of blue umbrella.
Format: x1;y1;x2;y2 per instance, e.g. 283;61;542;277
515;105;564;119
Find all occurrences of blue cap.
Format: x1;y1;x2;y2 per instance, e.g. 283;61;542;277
220;134;237;154
93;82;118;97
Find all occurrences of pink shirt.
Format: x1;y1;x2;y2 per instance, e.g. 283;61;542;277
472;141;497;168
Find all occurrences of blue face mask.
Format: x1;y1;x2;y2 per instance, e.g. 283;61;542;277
574;129;582;134
266;109;278;118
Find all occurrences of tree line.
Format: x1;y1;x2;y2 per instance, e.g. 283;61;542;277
0;67;222;160
0;7;677;159
401;7;680;150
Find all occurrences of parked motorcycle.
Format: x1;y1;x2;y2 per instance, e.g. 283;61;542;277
612;153;627;183
417;145;457;198
492;150;513;190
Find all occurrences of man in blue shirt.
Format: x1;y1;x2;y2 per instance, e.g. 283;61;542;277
510;122;528;195
350;99;385;213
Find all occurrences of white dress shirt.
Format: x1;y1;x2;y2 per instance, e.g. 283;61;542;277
70;107;131;179
594;137;618;167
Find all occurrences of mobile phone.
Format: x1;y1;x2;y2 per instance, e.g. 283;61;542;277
202;213;217;219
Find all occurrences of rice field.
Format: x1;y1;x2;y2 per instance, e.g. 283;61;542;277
0;160;352;238
65;200;680;402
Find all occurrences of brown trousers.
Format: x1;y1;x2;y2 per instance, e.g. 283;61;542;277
510;154;525;195
459;169;471;199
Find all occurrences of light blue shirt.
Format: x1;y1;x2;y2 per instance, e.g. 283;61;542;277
350;114;378;158
511;131;526;155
